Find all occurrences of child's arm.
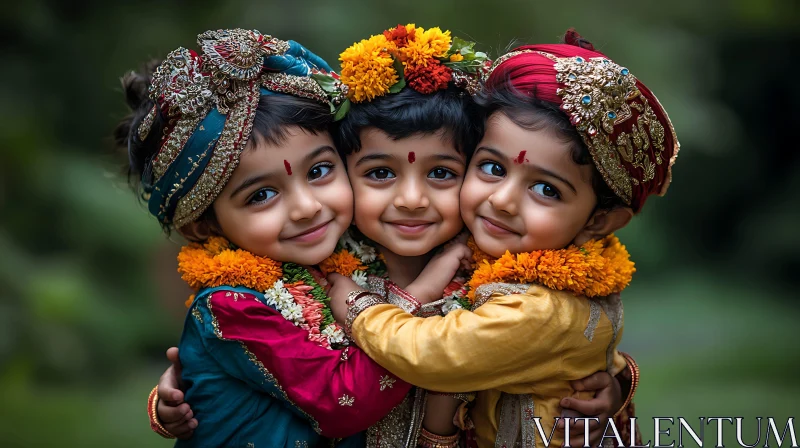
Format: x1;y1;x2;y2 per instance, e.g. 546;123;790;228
342;285;623;392
188;289;412;438
404;241;471;304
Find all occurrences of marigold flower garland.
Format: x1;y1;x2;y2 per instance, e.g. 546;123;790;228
337;23;489;104
465;234;635;301
177;234;387;349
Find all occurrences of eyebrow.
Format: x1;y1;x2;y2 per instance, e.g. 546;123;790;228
229;145;336;199
354;152;464;167
354;153;398;167
475;146;578;194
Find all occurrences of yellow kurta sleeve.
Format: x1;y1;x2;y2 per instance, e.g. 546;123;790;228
351;285;620;394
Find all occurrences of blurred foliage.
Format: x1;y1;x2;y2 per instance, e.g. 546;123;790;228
0;0;798;446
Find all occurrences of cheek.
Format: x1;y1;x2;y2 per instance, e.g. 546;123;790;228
434;186;462;222
352;183;388;219
520;206;581;249
321;178;354;218
459;175;488;218
217;206;285;256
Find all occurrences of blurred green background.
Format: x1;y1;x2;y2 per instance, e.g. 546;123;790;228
1;0;798;446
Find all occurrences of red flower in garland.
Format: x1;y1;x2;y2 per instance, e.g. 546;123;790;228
405;58;453;94
383;24;414;47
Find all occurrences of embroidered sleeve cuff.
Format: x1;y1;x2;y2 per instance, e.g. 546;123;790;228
344;293;386;336
614;352;640;418
148;386;175;439
385;282;422;315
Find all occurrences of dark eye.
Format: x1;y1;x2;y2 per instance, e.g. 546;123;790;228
249;188;278;204
478;162;505;177
308;163;333;181
428;167;455;180
531;183;560;199
367;168;396;180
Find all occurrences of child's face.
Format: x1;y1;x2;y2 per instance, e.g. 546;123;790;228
460;112;598;257
346;128;465;257
212;126;353;265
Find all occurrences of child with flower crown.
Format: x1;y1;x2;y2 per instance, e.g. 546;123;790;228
324;30;678;448
115;28;440;447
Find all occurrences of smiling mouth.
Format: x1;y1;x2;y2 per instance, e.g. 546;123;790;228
480;216;518;235
286;220;332;242
386;220;434;235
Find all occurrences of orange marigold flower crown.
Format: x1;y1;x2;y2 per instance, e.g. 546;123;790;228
336;24;489;110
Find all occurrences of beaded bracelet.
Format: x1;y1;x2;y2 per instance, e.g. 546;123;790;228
148;386;176;439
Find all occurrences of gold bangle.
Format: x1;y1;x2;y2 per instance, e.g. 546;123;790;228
418;428;460;448
614;352;640;418
148;386;176;439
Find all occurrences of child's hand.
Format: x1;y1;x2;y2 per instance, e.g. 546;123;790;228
157;347;197;439
326;273;363;325
406;241;472;303
421;394;461;436
556;371;621;446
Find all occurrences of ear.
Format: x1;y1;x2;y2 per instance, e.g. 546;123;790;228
572;207;633;246
178;219;217;243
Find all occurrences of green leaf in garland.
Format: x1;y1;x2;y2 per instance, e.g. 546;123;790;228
388;58;406;94
447;37;476;58
333;99;350;121
311;73;338;93
388;78;406;94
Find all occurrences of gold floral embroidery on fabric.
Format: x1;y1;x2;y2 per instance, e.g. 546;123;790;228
495;393;522;448
597;294;624;371
295;441;309;448
338;394;355;406
584;301;602;342
366;392;422;448
191;307;204;324
205;294;322;434
379;375;396;391
173;80;260;227
472;283;531;310
545;52;666;205
340;348;349;362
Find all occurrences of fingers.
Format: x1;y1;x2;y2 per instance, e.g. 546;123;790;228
158;366;184;405
570;371;611;392
158;401;192;424
560;396;605;417
164;415;198;440
166;347;180;365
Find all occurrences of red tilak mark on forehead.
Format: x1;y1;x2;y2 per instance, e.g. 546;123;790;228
407;151;416;164
515;150;528;164
284;160;292;176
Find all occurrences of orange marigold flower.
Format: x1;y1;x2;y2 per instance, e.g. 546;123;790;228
449;53;464;62
405;59;452;94
177;238;282;292
340;34;398;103
465;234;634;302
319;250;365;277
399;26;451;66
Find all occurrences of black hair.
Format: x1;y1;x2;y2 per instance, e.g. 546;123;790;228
474;87;624;211
333;84;482;159
113;61;333;233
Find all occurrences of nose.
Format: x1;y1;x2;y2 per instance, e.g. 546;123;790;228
487;181;518;216
288;184;323;221
393;177;430;211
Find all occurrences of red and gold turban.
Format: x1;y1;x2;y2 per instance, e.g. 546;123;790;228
483;32;679;212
